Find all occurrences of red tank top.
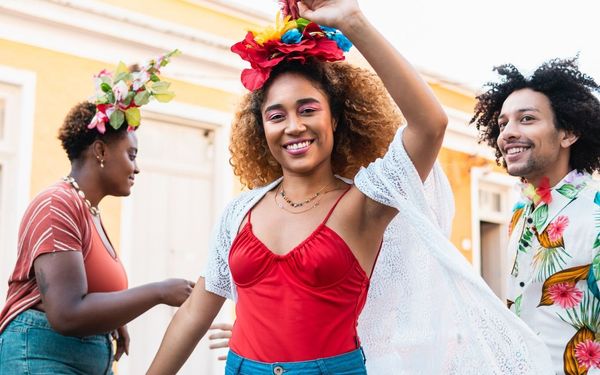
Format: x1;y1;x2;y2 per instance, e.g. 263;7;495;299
228;188;370;362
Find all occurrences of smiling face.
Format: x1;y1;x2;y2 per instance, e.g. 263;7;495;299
261;72;336;176
100;131;139;196
497;88;575;183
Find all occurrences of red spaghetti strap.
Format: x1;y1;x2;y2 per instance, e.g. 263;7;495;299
247;207;253;224
322;186;352;225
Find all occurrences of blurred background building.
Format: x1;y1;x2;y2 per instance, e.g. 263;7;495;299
0;0;519;373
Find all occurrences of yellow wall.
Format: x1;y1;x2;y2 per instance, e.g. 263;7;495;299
99;0;266;40
430;82;476;114
0;38;238;248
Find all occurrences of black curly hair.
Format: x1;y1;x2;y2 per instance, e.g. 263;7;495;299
58;101;130;161
471;57;600;174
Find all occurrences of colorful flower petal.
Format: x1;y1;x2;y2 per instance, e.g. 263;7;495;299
547;282;583;309
575;340;600;369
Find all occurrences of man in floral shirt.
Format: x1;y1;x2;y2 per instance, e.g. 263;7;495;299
471;57;600;375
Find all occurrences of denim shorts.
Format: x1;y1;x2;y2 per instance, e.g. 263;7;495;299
225;348;367;375
0;309;113;375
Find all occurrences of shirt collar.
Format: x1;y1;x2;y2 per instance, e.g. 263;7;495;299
519;170;590;206
519;170;591;233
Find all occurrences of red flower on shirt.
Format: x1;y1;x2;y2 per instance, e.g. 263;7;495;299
575;340;600;369
547;282;583;309
546;215;570;242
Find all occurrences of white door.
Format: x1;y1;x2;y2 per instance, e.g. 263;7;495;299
0;71;35;301
118;115;226;375
480;221;506;299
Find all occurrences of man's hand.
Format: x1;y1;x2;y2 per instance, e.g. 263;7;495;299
208;323;233;361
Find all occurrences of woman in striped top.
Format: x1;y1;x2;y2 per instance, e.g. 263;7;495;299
0;64;194;374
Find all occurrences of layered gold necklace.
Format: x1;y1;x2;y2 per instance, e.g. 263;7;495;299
274;180;336;214
63;176;100;216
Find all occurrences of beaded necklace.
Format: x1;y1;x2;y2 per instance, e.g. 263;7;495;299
63;176;100;216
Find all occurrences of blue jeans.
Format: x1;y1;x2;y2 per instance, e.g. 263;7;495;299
0;309;113;375
225;348;367;375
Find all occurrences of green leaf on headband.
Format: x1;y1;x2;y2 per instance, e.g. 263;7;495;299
122;91;135;107
165;49;181;59
151;81;171;93
115;61;128;75
113;72;132;84
106;91;115;104
100;83;112;93
297;18;310;29
134;90;150;106
96;94;110;105
125;107;141;126
154;91;175;103
109;109;125;129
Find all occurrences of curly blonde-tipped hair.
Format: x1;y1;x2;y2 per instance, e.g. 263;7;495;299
230;59;403;189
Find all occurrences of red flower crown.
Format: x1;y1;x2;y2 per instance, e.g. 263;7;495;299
231;7;352;91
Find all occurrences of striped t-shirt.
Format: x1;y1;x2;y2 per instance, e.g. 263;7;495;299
0;181;126;333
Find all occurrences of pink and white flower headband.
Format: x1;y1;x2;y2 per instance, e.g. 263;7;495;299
88;49;180;133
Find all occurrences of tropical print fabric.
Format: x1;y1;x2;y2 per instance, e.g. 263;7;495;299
507;170;600;375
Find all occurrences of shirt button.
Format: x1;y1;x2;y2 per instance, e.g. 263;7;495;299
519;282;525;287
527;218;533;224
273;366;284;375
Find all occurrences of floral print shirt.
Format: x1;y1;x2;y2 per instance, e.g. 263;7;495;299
507;170;600;375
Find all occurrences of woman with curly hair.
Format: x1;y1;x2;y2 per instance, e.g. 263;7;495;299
0;54;194;375
148;1;553;374
472;57;600;375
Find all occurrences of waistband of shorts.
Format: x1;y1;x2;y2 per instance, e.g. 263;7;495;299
12;309;110;340
228;346;366;367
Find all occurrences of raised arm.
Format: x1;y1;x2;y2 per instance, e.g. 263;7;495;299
147;277;225;375
298;0;448;181
34;251;194;336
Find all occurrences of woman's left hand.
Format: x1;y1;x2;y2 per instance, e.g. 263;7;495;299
297;0;361;31
113;325;130;361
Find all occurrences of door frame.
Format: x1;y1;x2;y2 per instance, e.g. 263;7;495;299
0;65;35;300
470;167;519;276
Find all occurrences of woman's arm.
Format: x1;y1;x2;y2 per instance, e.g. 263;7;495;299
147;277;225;375
299;0;447;182
34;251;194;336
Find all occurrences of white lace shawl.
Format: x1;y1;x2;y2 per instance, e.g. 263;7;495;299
203;127;554;374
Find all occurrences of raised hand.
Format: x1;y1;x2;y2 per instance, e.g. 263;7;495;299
297;0;361;30
279;0;300;19
157;278;195;307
